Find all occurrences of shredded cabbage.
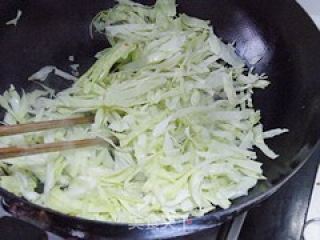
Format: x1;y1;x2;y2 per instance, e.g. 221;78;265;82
28;66;78;82
6;10;22;26
0;0;287;223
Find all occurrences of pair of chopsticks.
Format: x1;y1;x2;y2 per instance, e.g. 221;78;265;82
0;116;106;160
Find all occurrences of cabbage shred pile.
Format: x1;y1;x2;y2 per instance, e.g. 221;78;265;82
0;0;287;223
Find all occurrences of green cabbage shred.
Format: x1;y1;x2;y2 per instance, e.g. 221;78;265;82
0;0;287;223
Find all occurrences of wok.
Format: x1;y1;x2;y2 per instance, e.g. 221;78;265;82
0;0;320;239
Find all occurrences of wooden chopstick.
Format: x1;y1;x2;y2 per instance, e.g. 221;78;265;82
0;115;106;160
0;116;94;136
0;138;105;160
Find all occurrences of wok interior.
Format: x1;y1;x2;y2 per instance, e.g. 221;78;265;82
0;0;319;227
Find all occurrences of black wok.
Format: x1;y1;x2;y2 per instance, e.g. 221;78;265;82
0;0;320;239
